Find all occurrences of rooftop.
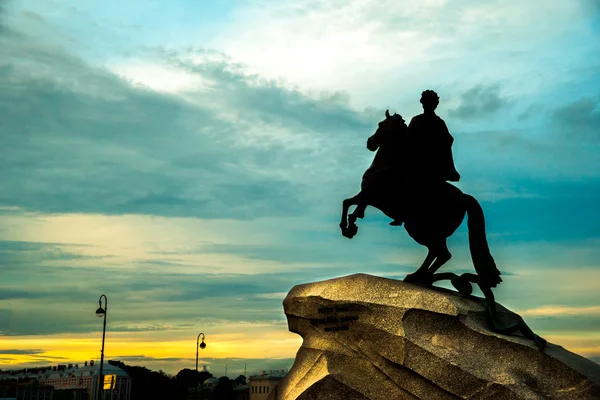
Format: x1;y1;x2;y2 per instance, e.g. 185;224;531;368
248;370;286;380
0;362;128;381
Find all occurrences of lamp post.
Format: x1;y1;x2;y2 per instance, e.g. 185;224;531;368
96;294;108;400
195;333;206;400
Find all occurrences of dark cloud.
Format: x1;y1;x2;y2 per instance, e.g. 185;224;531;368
553;97;600;140
115;356;191;363
448;84;511;119
0;30;373;220
0;349;44;355
0;240;99;270
0;240;88;251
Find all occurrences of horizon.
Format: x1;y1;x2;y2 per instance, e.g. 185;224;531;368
1;0;600;377
0;358;286;379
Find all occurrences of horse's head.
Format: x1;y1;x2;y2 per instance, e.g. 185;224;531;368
367;109;407;152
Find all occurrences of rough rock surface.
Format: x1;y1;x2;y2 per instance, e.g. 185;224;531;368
268;274;600;400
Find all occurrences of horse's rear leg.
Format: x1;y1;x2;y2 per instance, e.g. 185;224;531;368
404;247;436;283
427;240;451;276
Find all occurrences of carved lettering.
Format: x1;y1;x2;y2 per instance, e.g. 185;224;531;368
324;325;349;332
318;307;335;315
313;304;361;332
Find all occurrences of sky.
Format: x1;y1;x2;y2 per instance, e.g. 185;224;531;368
1;0;600;377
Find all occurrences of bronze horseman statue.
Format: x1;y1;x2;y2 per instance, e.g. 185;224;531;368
339;90;546;349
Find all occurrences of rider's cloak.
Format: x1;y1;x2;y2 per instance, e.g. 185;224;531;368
406;113;461;183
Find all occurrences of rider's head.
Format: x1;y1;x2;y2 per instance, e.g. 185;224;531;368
420;90;439;113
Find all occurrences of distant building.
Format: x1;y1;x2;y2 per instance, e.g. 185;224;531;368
0;361;131;400
248;370;286;400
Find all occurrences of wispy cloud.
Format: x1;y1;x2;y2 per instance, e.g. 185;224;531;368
520;306;600;317
448;84;511;120
553;97;600;140
0;349;44;355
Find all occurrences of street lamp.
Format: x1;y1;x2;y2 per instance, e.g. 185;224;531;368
195;333;207;400
96;294;108;400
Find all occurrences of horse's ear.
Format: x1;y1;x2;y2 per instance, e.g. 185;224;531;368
385;109;390;118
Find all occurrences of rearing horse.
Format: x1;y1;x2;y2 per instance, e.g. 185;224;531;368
341;109;407;225
339;110;547;348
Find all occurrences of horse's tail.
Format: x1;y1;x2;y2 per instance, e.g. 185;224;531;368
464;194;502;288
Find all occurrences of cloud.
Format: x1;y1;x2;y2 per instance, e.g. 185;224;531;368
20;10;44;23
0;237;357;335
212;0;597;108
553;97;600;140
520;305;600;317
2;1;600;224
0;349;44;355
448;84;511;119
114;355;191;363
0;25;377;220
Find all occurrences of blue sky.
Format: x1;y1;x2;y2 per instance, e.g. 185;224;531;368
1;0;600;375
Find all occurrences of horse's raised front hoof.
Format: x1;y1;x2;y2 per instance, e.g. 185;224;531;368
341;223;358;239
451;275;473;296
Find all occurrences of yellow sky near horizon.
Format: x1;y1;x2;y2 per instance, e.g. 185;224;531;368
0;327;303;372
1;328;599;373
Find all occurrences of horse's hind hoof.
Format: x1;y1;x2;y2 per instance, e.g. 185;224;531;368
451;275;473;295
404;272;429;285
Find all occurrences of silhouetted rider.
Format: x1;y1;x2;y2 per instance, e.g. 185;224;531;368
388;90;460;226
407;90;460;183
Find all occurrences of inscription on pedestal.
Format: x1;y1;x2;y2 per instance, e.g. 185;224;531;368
310;304;361;332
